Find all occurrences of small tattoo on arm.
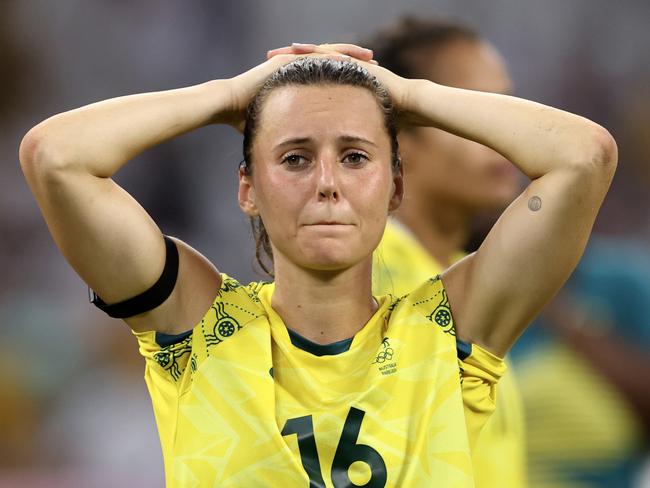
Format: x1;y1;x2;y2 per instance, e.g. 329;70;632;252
528;196;542;211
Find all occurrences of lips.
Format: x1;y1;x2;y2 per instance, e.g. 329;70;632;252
308;222;349;225
303;219;356;226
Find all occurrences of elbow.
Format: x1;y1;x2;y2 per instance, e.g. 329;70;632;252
582;124;618;180
19;123;70;183
560;123;618;187
592;124;618;169
19;126;42;173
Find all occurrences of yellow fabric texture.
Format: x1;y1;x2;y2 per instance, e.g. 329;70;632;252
516;343;642;488
135;273;504;487
373;219;527;487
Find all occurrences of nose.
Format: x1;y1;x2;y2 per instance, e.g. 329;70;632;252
316;155;339;201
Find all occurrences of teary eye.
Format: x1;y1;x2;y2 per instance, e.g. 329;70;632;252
282;154;309;167
343;152;369;166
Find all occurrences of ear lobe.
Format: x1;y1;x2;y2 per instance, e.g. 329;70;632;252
388;165;404;212
238;170;259;216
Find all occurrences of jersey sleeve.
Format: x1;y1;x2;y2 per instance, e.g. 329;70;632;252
132;274;266;391
132;274;267;452
459;342;507;449
132;328;195;452
133;329;194;389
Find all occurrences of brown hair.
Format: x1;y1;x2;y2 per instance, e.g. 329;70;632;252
241;57;401;277
366;16;479;80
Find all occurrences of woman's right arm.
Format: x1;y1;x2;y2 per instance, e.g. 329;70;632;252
19;55;298;334
20;81;235;333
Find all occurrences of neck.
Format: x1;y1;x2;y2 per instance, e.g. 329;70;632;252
272;255;377;345
395;194;471;268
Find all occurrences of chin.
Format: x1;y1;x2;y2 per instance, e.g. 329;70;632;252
302;253;359;272
298;241;369;272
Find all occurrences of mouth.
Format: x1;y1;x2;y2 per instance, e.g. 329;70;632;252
301;222;356;232
303;221;354;226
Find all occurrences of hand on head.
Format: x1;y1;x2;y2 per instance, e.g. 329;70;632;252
263;43;411;126
227;44;377;132
267;43;378;64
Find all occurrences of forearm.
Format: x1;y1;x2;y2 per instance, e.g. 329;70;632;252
433;81;618;356
20;79;234;177
405;80;615;179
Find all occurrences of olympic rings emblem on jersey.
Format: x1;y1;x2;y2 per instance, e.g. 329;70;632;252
373;337;395;364
373;348;394;363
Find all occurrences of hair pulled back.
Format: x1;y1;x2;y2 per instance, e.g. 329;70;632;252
241;57;401;277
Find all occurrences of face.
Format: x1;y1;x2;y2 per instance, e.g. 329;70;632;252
239;85;402;272
400;39;519;212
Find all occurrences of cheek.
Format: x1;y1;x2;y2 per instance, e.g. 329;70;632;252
253;167;309;231
348;168;393;224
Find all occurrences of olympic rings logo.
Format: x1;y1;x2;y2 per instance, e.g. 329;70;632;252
373;338;395;364
373;348;394;364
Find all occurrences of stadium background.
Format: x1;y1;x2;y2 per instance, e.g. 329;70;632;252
1;0;648;486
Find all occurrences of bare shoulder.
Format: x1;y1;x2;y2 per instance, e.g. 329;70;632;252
125;237;222;334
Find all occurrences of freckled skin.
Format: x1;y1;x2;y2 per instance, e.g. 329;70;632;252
241;85;401;272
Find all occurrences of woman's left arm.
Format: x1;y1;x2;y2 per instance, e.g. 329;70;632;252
398;79;617;357
266;44;617;357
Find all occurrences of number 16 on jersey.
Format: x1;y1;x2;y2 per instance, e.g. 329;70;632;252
281;407;387;488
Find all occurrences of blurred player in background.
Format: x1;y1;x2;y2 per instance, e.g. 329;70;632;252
368;17;526;487
513;240;650;487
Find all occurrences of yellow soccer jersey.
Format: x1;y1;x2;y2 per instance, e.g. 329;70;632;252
135;273;504;487
373;219;527;488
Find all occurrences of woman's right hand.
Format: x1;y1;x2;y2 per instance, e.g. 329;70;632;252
223;47;369;132
220;54;296;131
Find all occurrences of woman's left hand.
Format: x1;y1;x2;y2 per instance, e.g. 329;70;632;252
266;43;415;126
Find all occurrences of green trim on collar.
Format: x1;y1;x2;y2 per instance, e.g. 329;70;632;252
287;328;353;356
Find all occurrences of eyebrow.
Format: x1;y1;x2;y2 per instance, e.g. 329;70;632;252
340;135;378;148
274;135;378;151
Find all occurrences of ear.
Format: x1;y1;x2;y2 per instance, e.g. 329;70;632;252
396;130;419;175
388;163;404;212
238;168;259;216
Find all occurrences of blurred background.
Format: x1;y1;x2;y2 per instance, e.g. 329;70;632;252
1;0;648;486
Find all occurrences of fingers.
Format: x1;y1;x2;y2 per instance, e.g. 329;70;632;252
267;42;377;64
267;43;317;59
322;43;374;61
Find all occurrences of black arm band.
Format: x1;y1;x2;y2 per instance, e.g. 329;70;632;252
89;235;179;319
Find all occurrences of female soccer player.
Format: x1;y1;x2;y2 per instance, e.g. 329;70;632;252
20;44;616;486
